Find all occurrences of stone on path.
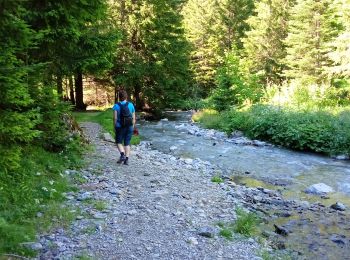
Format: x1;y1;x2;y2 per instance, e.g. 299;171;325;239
330;202;346;211
304;183;334;195
103;132;115;143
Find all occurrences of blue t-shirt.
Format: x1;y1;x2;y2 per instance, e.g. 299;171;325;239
112;101;135;128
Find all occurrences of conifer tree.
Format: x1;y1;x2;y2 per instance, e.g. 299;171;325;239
111;0;191;109
329;0;350;78
182;0;254;94
0;1;40;171
284;0;340;85
243;0;292;84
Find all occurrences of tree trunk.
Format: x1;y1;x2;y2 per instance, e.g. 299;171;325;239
69;76;75;105
56;74;63;99
75;70;85;110
134;83;144;110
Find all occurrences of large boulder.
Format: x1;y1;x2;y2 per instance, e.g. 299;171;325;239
305;183;334;195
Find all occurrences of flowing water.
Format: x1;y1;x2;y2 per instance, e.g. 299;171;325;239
138;111;350;259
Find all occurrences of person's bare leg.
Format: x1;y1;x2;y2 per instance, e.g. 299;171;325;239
124;145;130;157
117;143;125;154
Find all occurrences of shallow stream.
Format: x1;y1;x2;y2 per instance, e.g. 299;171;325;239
138;111;350;259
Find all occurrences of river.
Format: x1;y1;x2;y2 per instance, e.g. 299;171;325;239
138;111;350;259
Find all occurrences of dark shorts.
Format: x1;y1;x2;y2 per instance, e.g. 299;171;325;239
115;126;133;146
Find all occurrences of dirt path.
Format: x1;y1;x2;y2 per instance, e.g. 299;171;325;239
38;122;262;259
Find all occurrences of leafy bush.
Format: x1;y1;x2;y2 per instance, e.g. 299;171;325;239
209;52;263;111
193;105;350;156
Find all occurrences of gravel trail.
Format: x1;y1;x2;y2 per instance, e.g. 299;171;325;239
38;122;262;260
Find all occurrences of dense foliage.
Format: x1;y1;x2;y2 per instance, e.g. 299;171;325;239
0;0;115;256
1;0;350;256
194;106;350;156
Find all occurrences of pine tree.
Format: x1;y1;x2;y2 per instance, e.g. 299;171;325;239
111;0;191;109
182;0;254;94
284;0;340;85
243;0;292;84
0;1;40;172
329;0;350;78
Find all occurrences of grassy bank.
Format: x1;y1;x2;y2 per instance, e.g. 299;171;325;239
73;109;141;145
193;105;350;156
0;139;84;256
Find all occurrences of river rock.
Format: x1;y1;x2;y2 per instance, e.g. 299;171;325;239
330;202;346;211
197;226;216;238
170;146;178;151
274;224;290;236
304;183;334;195
252;140;266;147
335;155;349;160
231;130;244;138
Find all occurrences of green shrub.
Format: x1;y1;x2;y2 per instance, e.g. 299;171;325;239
193;105;350;156
211;176;224;183
233;207;260;237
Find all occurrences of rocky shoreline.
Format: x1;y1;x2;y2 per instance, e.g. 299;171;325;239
33;120;350;259
35;122;265;260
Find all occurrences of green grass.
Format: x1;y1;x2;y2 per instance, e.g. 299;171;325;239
211;175;224;183
92;200;107;211
233;207;260;237
218;207;260;240
0;140;84;257
219;228;233;240
73;109;140;145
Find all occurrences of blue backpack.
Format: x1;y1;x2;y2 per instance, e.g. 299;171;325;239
118;102;133;127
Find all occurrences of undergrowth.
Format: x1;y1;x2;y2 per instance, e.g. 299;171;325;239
0;138;84;257
193;105;350;156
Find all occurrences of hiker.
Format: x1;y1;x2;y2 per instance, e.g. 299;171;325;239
113;90;136;165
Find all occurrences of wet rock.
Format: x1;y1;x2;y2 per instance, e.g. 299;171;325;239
170;146;178;151
335;155;349;160
184;158;193;164
304;183;334;195
330;202;346;211
197;226;216;238
274;224;290;236
231;130;244;138
252;140;266;147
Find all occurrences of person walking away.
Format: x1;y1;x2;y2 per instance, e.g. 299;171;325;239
113;90;136;165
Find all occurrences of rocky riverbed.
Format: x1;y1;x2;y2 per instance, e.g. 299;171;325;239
36;122;265;260
34;120;350;260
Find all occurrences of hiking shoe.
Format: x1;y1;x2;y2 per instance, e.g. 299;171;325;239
117;155;126;164
123;159;129;165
